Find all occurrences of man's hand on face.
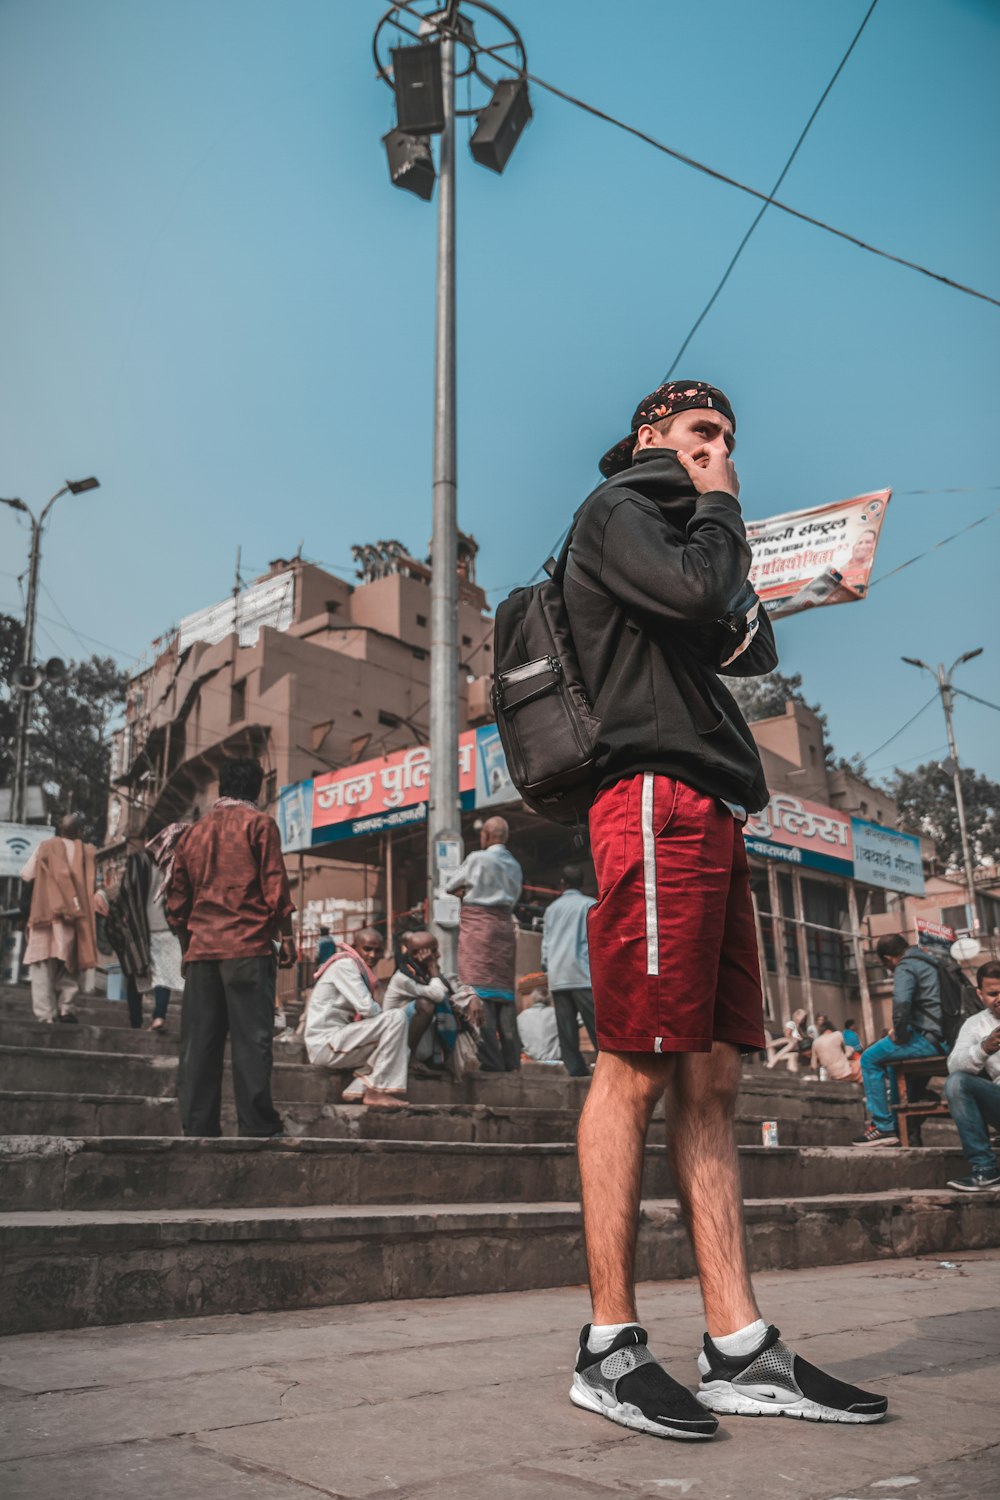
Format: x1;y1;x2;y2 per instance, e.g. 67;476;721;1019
982;1025;1000;1055
676;444;740;500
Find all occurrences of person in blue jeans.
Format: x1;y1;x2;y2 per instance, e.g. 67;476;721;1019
853;934;946;1146
944;960;1000;1191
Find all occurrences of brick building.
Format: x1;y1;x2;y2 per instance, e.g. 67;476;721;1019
102;538;494;948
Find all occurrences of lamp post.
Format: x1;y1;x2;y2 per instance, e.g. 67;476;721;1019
373;1;530;970
1;478;100;823
902;648;984;932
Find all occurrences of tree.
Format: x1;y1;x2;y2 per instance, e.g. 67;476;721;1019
890;762;1000;871
727;669;861;770
0;612;128;841
729;669;817;725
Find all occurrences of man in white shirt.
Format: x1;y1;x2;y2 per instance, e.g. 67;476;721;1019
541;864;598;1076
517;990;562;1063
446;816;523;1072
944;959;1000;1191
304;927;409;1108
384;929;452;1064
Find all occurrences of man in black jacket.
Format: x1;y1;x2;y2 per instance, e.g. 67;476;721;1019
566;381;888;1440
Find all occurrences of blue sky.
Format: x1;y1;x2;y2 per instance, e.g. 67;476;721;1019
2;0;998;785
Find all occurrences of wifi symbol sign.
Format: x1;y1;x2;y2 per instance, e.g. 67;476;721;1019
5;836;31;857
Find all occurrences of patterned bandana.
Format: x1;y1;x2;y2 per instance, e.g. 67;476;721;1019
598;380;736;478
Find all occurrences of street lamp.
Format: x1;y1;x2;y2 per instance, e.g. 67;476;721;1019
902;648;984;932
1;478;101;823
373;1;530;970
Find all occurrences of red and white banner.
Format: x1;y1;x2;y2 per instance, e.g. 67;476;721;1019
746;490;891;619
313;734;478;835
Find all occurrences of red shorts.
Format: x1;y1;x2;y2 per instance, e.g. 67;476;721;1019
587;773;765;1054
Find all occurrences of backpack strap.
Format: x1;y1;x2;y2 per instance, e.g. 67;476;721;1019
544;502;589;584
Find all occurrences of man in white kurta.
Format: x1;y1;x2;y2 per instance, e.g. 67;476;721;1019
304;927;409;1107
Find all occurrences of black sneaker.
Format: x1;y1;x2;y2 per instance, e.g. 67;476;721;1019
570;1325;718;1441
852;1123;899;1146
57;1012;79;1024
947;1168;1000;1191
697;1325;887;1424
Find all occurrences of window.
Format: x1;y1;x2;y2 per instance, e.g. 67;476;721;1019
859;800;868;816
751;873;777;974
411;647;427;661
942;904;968;930
801;878;848;983
462;634;472;646
752;871;798;976
416;614;428;627
230;678;246;724
777;873;800;977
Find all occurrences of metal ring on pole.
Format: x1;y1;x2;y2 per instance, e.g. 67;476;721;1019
373;0;527;118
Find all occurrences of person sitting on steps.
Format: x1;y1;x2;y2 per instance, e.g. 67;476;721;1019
304;927;409;1108
945;960;1000;1192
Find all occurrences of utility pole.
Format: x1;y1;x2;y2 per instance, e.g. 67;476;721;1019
1;479;100;823
427;23;460;971
373;2;530;973
902;649;983;933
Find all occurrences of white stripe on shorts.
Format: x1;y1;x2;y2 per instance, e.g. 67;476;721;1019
641;772;659;976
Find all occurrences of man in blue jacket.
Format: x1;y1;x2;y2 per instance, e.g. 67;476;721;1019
854;933;946;1146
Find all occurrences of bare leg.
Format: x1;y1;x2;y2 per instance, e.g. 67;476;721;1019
665;1041;760;1337
408;998;435;1052
578;1050;674;1324
765;1038;797;1069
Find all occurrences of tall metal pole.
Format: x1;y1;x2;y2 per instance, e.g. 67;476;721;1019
938;663;979;933
10;513;44;825
427;27;461;973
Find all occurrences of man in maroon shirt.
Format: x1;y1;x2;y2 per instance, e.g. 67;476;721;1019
167;758;295;1137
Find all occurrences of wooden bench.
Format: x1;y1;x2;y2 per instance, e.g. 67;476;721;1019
895;1055;950;1146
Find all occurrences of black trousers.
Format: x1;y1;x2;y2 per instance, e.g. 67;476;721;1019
478;997;521;1072
126;976;170;1028
178;956;283;1137
551;986;598;1076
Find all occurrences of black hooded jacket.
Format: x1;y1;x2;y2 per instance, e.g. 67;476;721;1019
563;449;777;813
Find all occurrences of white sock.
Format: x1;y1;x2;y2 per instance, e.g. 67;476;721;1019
711;1318;768;1357
698;1317;768;1375
587;1321;635;1353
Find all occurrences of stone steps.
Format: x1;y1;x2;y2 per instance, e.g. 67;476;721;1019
3;982;984;1340
0;989;134;1028
3;1188;996;1335
0;1038;869;1112
0;1088;879;1146
0;1018;182;1056
1;1135;968;1213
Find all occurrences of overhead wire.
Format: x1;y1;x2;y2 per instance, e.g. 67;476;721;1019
664;0;880;378
484;492;1000;600
388;0;1000;310
862;694;938;762
868;505;1000;588
954;688;1000;715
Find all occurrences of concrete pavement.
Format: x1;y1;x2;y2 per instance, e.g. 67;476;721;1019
1;1253;997;1499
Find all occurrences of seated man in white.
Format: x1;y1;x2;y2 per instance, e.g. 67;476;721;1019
304;927;408;1108
384;929;454;1069
517;989;562;1064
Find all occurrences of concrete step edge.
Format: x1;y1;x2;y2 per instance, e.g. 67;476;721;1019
0;1132;962;1162
0;1188;979;1240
